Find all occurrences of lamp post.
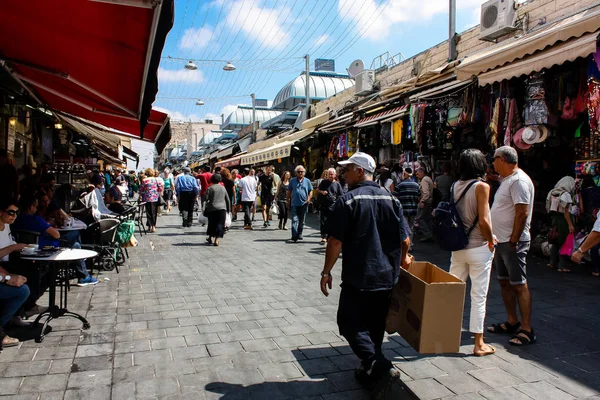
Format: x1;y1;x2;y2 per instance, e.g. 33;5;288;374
251;93;257;143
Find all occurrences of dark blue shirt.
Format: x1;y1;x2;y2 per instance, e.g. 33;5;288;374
13;214;59;248
328;180;410;291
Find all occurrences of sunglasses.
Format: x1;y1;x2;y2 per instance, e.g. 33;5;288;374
297;171;305;174
5;209;18;216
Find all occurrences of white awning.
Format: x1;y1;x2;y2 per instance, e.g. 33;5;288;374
409;80;474;102
241;140;295;166
477;32;599;86
214;143;236;159
301;112;330;130
457;7;600;80
281;127;315;143
215;152;246;168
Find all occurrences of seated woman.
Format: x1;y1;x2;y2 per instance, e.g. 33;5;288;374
12;196;98;287
105;186;129;215
0;197;34;338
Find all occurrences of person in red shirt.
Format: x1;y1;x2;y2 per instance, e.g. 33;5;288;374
197;165;213;210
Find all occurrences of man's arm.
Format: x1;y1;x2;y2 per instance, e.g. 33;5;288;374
572;231;600;263
321;237;342;296
509;204;529;245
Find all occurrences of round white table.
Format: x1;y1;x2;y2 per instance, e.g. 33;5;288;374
21;249;97;342
56;218;87;232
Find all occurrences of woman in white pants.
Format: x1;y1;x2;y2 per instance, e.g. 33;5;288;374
449;149;497;357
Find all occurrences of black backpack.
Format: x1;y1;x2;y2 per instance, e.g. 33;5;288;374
433;181;479;251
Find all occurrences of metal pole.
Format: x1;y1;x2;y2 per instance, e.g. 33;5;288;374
449;0;457;61
251;93;257;143
305;54;311;116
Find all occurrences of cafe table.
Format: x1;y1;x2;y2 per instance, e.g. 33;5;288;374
55;218;87;232
21;248;97;342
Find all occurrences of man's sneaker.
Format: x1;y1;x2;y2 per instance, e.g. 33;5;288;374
10;316;31;327
371;367;401;400
298;236;304;241
25;305;49;318
355;365;372;389
77;276;99;287
263;222;268;228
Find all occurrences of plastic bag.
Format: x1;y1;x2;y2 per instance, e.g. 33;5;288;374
225;212;232;228
198;214;208;225
559;233;575;256
270;202;279;216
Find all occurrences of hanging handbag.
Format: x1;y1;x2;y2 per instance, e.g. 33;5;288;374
559;233;575;256
225;212;232;228
269;202;279;216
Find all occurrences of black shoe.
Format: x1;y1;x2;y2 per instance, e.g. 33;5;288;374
298;236;303;241
370;367;401;400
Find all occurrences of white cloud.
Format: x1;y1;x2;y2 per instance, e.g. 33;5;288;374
158;67;205;83
179;27;212;50
339;0;484;41
203;113;223;124
315;34;329;46
226;1;291;50
221;104;240;123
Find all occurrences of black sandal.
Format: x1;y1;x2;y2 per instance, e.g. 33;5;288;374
510;329;536;346
487;321;521;334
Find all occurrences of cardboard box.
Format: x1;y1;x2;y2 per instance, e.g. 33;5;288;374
386;261;466;354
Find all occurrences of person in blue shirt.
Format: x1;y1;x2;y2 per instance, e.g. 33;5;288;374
176;167;200;228
320;152;411;398
286;165;313;242
13;196;97;287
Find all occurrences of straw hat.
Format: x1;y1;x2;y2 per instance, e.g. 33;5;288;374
522;126;541;145
537;125;549;143
513;128;532;150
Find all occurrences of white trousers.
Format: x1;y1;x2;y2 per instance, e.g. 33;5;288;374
449;244;494;334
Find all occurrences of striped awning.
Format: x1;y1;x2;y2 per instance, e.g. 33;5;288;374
241;140;294;166
355;105;408;128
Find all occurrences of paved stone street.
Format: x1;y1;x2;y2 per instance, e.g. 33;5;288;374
0;212;599;399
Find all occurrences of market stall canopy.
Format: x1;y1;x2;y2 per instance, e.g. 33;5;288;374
215;152;246;168
318;113;354;133
301;112;330;130
409;80;474;102
241;140;295;166
477;31;600;86
355;106;408;128
457;7;600;80
0;0;174;141
213;143;237;159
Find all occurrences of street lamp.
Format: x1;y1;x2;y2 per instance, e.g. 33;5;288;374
185;60;198;71
196;100;205;106
223;61;236;71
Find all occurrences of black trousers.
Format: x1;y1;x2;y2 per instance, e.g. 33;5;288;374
145;201;158;227
277;200;288;225
241;201;254;226
337;285;393;375
320;208;331;239
178;191;195;225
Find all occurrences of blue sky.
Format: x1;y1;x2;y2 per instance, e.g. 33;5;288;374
154;0;485;124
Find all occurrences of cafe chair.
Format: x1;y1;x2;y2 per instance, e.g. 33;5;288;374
135;202;147;236
81;218;122;274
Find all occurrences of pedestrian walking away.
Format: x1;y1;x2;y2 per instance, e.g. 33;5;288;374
447;149;497;357
275;171;291;230
317;168;344;244
203;174;230;246
320;152;411;399
139;168;164;233
415;167;435;241
488;146;536;346
392;167;420;250
287;165;313;242
176;167;200;228
238;168;258;230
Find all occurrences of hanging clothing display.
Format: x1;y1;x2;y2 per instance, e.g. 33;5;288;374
504;98;522;146
392;119;403;145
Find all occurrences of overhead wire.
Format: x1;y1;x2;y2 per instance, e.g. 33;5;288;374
167;0;191;56
328;0;392;60
175;0;208;58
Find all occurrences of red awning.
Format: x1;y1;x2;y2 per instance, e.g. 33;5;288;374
355;106;409;128
0;0;173;143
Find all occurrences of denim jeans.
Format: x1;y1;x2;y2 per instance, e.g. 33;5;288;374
0;284;30;326
291;204;308;240
60;232;89;278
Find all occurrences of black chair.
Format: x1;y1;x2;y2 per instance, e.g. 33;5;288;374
135;202;147;236
81;218;122;274
11;229;41;245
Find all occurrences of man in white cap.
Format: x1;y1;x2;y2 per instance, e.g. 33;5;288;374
320;152;411;398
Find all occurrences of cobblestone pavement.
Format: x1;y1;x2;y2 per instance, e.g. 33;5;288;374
0;211;599;399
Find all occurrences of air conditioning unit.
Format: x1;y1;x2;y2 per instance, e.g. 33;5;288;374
479;0;517;41
355;70;375;96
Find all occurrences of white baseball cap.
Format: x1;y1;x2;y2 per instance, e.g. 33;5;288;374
338;152;376;173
